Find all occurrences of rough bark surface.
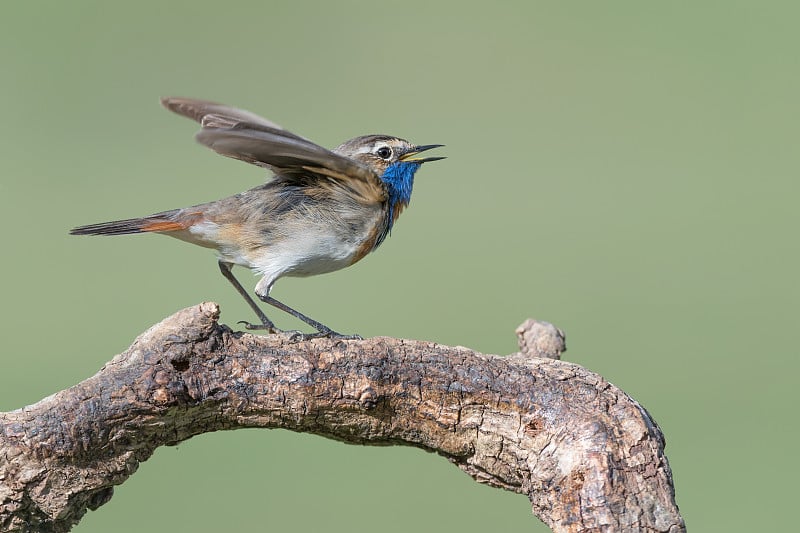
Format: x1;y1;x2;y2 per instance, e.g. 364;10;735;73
0;303;685;532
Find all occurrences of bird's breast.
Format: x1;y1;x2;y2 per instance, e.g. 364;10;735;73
349;215;385;265
247;202;388;283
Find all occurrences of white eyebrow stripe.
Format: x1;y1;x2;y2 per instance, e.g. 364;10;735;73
359;141;393;156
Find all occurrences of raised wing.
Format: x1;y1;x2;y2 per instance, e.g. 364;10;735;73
161;97;386;202
161;97;291;132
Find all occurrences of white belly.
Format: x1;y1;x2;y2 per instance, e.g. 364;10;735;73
250;217;382;297
261;230;362;277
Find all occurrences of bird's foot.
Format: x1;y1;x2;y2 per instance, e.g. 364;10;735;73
309;327;363;340
237;320;276;332
326;332;363;340
282;329;363;342
236;321;361;341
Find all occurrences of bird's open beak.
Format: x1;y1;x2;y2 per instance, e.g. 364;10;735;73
400;144;446;163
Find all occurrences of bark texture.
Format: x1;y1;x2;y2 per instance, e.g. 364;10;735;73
0;303;685;532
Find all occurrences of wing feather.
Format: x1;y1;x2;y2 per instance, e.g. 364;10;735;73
161;97;386;203
161;97;290;133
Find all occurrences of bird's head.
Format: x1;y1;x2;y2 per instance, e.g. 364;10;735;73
334;135;444;209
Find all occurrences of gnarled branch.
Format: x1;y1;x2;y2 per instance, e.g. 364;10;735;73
0;303;684;532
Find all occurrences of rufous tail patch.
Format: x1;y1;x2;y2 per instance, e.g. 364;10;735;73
142;212;203;233
141;220;189;232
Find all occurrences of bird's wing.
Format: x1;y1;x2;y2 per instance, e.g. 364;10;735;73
161;97;386;203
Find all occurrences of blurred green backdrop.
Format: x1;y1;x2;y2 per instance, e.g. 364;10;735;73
1;1;797;531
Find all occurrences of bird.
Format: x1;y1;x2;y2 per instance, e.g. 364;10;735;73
70;97;444;339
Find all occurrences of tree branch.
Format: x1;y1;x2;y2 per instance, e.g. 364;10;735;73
0;303;684;532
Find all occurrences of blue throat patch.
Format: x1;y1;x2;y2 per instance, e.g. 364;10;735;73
380;161;421;230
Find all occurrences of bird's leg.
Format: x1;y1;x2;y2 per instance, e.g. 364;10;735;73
218;262;360;340
217;261;277;332
257;294;362;340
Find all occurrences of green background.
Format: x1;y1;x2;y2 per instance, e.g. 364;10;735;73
1;1;797;531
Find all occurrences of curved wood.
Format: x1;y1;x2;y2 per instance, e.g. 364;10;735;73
0;303;684;532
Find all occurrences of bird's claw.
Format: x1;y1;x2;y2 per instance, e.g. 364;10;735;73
237;320;275;331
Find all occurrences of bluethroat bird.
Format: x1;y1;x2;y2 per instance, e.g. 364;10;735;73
70;97;444;339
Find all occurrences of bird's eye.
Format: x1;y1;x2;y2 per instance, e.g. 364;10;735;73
376;146;393;160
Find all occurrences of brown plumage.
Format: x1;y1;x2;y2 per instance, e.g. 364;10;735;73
70;97;444;338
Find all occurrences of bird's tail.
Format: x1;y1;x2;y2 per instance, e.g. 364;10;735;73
70;209;193;236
